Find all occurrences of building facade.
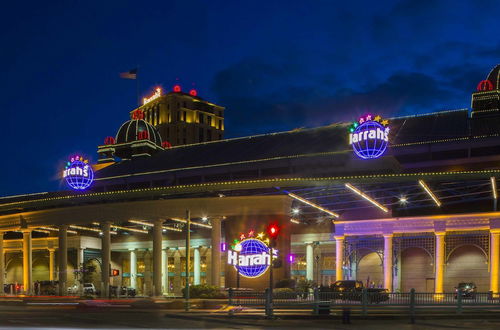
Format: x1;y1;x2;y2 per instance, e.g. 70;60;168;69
2;66;500;297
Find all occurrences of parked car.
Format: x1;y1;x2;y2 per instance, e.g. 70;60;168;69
119;286;136;297
37;281;58;295
83;283;97;295
67;284;79;295
322;280;389;303
455;282;477;299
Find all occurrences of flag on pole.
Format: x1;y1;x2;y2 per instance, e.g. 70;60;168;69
120;68;138;79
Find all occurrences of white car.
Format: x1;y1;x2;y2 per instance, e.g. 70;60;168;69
83;283;96;295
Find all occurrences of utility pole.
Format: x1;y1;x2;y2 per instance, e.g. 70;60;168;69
185;210;191;312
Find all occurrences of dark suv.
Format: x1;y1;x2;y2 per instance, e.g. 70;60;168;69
455;282;476;299
321;280;389;303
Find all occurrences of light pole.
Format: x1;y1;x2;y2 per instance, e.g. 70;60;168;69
184;210;191;312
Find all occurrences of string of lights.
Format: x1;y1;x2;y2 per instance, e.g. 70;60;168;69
286;192;339;217
418;180;442;207
345;183;389;213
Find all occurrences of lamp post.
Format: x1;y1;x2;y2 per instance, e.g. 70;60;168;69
184;210;190;312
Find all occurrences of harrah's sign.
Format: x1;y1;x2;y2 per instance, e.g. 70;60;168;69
348;124;389;144
348;114;390;160
63;164;91;178
227;250;271;268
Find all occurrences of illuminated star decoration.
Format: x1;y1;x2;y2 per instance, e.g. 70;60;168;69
240;233;246;240
374;115;381;122
248;230;255;237
381;119;389;126
257;232;264;239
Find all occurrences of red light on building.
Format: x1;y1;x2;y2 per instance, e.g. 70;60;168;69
477;80;493;91
267;223;280;239
111;269;120;277
162;141;172;149
132;110;145;120
189;89;197;96
173;85;182;92
137;131;149;140
104;136;115;145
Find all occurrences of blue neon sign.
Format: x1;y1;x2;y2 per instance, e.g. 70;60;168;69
63;156;94;190
348;115;389;159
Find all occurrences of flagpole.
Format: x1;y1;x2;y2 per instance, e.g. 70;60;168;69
136;65;140;107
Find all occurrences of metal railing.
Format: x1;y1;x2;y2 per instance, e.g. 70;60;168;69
227;288;500;318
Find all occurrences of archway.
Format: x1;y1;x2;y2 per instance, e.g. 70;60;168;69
32;255;49;281
5;256;23;284
400;247;434;292
444;245;488;292
356;251;383;288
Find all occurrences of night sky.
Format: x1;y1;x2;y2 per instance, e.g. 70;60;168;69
2;0;500;196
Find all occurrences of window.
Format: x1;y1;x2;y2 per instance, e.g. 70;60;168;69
198;113;204;124
199;127;204;141
183;101;186;108
207;116;212;126
183;111;187;121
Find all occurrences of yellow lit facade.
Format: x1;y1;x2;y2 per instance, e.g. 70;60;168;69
131;88;225;146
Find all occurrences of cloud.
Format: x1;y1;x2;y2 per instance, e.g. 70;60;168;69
212;56;460;137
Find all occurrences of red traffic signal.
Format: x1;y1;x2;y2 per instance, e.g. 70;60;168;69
111;269;120;277
267;223;280;239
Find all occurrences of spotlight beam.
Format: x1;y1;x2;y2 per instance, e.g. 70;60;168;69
286;192;339;218
345;183;389;213
418;180;442;207
492;177;498;200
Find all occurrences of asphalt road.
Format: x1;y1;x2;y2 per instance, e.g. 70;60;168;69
1;305;500;329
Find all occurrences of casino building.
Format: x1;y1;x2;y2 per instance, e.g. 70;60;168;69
2;66;500;297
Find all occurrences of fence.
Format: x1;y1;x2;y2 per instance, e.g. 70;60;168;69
227;288;500;319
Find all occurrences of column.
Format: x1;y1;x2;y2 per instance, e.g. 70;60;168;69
77;248;84;269
335;236;344;281
383;234;393;292
490;229;500;295
0;232;4;296
434;231;445;294
48;249;55;281
153;219;163;296
162;249;168;294
210;217;221;287
306;243;314;281
58;225;68;295
194;247;201;285
130;249;137;290
101;222;111;298
22;230;32;295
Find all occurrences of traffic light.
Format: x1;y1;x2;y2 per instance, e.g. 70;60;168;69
111;269;120;277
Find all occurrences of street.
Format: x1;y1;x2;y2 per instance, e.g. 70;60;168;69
1;303;500;329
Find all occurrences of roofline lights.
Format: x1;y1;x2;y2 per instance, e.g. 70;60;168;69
418;180;442;207
128;220;183;232
69;225;118;235
492;177;498;200
287;192;339;218
345;183;389;213
37;226;78;234
91;222;149;234
169;217;213;229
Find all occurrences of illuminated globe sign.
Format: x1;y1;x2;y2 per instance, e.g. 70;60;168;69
63;156;94;190
348;114;390;159
227;231;277;278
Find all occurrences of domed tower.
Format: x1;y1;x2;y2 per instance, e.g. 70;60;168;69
471;64;500;135
97;110;165;162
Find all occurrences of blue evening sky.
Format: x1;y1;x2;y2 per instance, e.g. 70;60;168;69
1;0;499;195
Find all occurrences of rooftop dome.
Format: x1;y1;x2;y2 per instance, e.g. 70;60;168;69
115;117;162;146
486;64;500;90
